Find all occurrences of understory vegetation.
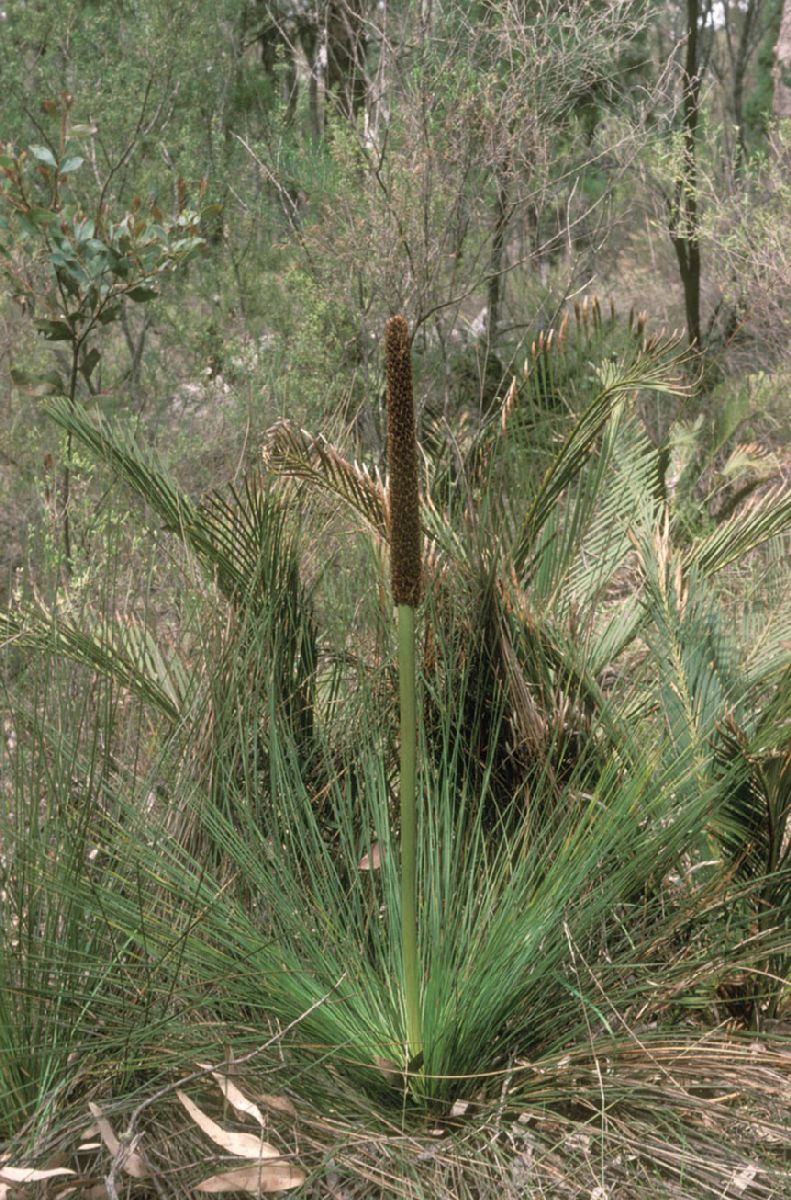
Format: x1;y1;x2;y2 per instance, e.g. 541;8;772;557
1;1;790;1197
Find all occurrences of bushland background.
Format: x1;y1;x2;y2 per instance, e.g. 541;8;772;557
1;2;790;1198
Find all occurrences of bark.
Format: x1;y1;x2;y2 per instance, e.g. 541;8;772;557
487;153;511;349
669;0;703;349
326;0;368;121
773;0;791;117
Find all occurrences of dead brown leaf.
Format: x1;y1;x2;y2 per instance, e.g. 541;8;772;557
177;1090;281;1159
0;1166;76;1184
88;1102;149;1179
209;1074;266;1128
194;1163;305;1193
357;844;381;871
257;1093;297;1119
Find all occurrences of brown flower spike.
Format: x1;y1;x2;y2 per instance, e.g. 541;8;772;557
384;315;422;607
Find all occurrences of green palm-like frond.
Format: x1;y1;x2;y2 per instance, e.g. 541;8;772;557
36;401;319;747
0;604;185;722
633;525;739;764
511;334;690;579
686;485;791;576
45;398;196;535
717;715;791;879
530;415;659;617
263;421;389;540
196;477;310;608
45;399;312;615
263;420;471;584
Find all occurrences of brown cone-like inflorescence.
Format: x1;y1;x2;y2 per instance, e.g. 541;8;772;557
384;315;422;607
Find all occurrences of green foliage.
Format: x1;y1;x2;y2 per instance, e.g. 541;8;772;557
0;306;789;1191
0;2;790;1192
0;98;208;402
743;0;785;149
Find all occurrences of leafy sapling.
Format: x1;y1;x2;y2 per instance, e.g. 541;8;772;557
0;93;216;573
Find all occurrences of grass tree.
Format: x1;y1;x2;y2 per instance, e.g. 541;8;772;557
1;307;790;1194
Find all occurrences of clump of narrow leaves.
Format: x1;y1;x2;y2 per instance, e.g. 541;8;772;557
1;306;790;1198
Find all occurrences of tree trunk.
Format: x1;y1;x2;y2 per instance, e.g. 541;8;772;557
669;0;703;349
725;0;759;163
487;154;510;349
326;0;368;122
773;0;791;117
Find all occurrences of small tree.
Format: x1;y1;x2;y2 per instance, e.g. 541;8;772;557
0;94;212;573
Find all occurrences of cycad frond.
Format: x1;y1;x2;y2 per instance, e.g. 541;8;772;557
0;604;185;722
263;421;388;540
511;334;689;578
686;485;791;576
263;420;471;590
44;400;309;618
532;415;659;615
633;523;742;782
716;715;791;882
45;398;196;535
197;478;309;610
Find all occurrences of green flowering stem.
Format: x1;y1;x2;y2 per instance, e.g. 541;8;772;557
397;601;422;1060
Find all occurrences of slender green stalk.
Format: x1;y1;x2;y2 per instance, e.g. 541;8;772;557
397;602;421;1058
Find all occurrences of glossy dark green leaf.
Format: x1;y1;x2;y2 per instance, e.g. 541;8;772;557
27;207;58;226
98;304;123;325
80;347;101;381
10;367;65;396
73;218;95;242
55;268;82;297
126;285;158;303
33;318;74;341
